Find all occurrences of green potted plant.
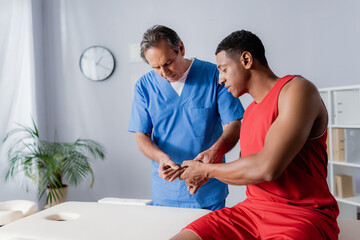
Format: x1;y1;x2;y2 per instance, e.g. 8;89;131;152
3;119;106;206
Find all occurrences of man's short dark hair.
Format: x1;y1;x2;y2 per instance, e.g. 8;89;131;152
140;25;182;63
215;30;268;66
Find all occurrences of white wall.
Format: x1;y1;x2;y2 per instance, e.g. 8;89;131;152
2;0;360;207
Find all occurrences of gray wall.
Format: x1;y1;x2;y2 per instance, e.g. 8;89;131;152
2;0;360;207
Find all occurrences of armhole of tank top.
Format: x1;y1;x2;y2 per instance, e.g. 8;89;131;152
279;77;327;141
308;98;328;140
276;77;294;117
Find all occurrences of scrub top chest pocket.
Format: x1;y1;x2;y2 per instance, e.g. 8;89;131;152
148;103;218;141
184;105;218;139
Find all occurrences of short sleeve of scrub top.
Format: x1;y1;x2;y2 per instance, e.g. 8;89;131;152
129;79;153;134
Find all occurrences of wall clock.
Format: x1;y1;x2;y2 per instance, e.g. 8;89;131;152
79;46;115;81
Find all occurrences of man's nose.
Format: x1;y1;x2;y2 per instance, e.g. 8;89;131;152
219;74;226;85
160;67;170;78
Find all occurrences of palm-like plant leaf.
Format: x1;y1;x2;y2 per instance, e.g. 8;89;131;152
3;119;106;205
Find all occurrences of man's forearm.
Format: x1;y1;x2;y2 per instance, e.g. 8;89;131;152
207;154;268;185
210;119;241;156
135;132;168;163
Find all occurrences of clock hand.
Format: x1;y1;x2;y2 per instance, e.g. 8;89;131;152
96;56;104;65
97;63;111;71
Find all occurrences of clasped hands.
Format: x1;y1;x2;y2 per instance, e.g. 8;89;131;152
158;149;221;194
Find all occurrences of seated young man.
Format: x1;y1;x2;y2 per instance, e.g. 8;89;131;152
171;30;339;240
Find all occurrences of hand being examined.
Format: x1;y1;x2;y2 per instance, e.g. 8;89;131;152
163;165;188;182
158;156;180;181
179;160;209;195
159;157;211;195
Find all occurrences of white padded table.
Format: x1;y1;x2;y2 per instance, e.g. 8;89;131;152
0;201;210;240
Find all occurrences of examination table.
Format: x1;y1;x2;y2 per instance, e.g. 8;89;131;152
0;201;210;240
1;200;359;240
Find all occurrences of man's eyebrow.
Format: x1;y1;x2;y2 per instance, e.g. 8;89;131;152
153;59;171;68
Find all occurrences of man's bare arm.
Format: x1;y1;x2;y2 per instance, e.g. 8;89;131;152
175;119;241;186
193;119;241;164
135;132;179;180
182;78;326;192
135;132;166;163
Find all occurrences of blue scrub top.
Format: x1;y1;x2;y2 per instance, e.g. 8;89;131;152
129;58;244;208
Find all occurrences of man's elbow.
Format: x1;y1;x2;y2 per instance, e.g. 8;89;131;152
137;143;144;153
234;119;241;131
260;166;283;182
261;172;278;182
229;119;241;139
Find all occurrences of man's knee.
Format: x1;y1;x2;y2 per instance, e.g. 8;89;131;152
170;229;201;240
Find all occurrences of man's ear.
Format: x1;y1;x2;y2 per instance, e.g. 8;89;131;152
179;41;185;56
241;51;253;69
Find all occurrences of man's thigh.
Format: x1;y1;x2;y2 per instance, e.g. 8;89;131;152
184;203;338;240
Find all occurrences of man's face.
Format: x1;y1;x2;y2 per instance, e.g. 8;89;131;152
216;51;246;98
144;39;186;82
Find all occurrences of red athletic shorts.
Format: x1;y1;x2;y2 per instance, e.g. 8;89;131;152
183;199;339;240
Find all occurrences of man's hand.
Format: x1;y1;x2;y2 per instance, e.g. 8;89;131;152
180;160;209;195
193;148;224;164
158;156;180;181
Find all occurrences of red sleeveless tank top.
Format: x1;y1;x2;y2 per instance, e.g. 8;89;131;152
240;75;338;219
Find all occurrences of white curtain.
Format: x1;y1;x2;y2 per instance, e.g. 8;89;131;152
0;0;37;200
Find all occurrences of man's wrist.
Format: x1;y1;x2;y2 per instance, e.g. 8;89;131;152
156;153;170;163
208;145;225;163
205;163;215;179
211;140;227;156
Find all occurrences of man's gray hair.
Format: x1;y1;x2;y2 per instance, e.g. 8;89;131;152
140;25;182;63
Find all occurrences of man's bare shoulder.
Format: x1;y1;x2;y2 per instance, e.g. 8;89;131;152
278;76;323;119
281;76;319;99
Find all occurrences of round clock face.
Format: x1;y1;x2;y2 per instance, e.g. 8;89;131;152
79;46;115;81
